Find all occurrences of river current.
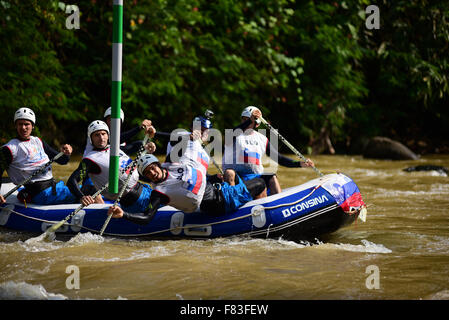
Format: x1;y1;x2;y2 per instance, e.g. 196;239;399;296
0;154;448;300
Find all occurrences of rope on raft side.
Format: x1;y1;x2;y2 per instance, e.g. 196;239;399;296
0;175;344;236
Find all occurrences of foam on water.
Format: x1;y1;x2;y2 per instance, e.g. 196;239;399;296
425;290;449;300
325;239;392;253
0;281;68;300
0;281;129;300
83;246;172;262
372;183;449;198
349;168;395;178
67;232;105;245
0;232;108;254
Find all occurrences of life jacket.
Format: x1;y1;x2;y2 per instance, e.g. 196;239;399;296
223;129;268;174
155;139;210;213
154;162;206;213
83;146;139;200
3;136;53;185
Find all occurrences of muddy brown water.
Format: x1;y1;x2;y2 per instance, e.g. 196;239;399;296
1;154;448;300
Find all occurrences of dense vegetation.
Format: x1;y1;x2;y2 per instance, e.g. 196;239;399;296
1;0;448;155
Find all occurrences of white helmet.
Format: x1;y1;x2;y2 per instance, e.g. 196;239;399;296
104;107;124;123
241;106;261;124
14;107;36;125
87;120;110;144
137;154;160;176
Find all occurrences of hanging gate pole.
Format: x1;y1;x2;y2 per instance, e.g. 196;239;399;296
109;0;123;194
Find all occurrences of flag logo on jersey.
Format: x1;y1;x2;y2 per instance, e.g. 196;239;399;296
242;148;261;165
186;168;203;195
197;152;209;171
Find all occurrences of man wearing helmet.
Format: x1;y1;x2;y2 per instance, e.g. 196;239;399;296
83;107;153;157
0;108;76;205
67;120;149;201
165;111;213;162
68;119;170;224
222;106;315;195
107;135;266;221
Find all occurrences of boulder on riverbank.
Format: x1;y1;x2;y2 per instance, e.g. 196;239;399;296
362;136;419;160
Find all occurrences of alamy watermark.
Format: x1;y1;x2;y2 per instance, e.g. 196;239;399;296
61;5;379;32
65;265;80;290
365;265;380;290
60;3;80;30
365;5;380;30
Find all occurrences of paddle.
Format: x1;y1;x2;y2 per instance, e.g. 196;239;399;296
209;152;223;175
99;134;150;236
198;138;223;175
43;133;151;240
42;183;109;241
2;151;65;200
259;116;324;177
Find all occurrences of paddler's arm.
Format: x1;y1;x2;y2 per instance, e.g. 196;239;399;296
120;119;153;144
66;159;101;203
41;139;71;165
109;190;169;225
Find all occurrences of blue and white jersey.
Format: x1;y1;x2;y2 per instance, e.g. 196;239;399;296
223;130;268;175
156;139;210;213
154;162;206;213
83;147;139;200
180;139;210;174
3;136;53;185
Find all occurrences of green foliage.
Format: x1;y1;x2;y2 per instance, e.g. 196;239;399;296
351;0;449;148
0;0;448;154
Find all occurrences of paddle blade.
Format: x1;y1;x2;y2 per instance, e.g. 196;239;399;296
42;230;57;242
42;221;65;241
45;220;65;234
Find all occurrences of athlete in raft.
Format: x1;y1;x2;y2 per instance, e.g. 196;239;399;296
0;108;76;205
107;128;266;222
67;120;158;198
80;107;155;195
83;107;154;157
66;120;171;224
164;110;268;207
222;106;315;196
165;110;213;162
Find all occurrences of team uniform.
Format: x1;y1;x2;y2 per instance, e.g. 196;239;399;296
67;144;168;220
143;137;264;216
0;137;76;205
154;139;209;213
223;128;268;178
223;116;303;191
83;147;139;200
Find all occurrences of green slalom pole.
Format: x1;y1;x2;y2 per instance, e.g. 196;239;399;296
109;0;123;194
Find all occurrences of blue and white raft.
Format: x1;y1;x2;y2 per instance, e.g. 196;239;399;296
0;173;367;242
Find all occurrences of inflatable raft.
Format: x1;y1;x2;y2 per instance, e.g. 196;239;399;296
0;173;366;242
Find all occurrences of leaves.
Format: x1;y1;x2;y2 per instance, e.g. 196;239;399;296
0;0;447;153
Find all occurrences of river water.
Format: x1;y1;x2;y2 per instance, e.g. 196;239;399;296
0;154;448;300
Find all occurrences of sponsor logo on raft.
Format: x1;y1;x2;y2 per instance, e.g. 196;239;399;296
282;195;329;218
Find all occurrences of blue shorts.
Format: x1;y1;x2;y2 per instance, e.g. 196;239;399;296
121;183;153;213
32;181;77;205
239;173;262;181
220;177;253;213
